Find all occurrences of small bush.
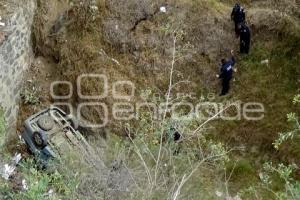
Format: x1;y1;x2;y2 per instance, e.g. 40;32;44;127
226;159;256;179
20;83;40;105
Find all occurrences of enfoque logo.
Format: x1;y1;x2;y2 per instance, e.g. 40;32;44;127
50;74;265;128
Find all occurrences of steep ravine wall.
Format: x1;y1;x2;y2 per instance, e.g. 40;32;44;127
0;0;36;135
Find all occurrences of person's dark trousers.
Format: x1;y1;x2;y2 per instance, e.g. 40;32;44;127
235;22;240;36
240;39;250;54
221;77;231;96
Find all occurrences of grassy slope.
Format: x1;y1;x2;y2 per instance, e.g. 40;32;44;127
14;0;300;198
211;24;300;193
53;0;300;195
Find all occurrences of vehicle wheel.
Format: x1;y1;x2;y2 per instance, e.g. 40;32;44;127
67;115;79;130
37;116;54;131
32;131;48;148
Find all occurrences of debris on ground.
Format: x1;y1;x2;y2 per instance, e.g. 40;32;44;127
160;6;166;13
43;189;54;198
226;195;242;200
215;190;223;197
22;179;28;191
261;59;269;65
0;153;22;180
0;16;5;26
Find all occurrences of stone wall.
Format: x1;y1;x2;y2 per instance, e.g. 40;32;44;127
0;0;36;134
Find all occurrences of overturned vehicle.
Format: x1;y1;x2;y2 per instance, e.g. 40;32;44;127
21;106;105;170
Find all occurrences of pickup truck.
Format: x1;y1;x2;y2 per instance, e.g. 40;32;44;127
21;106;105;170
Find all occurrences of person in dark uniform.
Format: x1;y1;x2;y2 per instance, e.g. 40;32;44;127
231;3;246;36
239;23;251;54
217;50;236;96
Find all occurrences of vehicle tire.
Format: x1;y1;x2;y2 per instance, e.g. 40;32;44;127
37;116;54;131
32;131;48;148
67;115;79;130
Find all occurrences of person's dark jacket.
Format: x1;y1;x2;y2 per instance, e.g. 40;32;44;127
231;5;245;23
220;57;236;80
240;24;251;42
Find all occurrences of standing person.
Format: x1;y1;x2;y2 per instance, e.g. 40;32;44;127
239;23;251;54
231;3;246;36
217;50;236;96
